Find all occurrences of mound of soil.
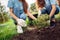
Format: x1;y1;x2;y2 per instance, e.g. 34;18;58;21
12;22;60;40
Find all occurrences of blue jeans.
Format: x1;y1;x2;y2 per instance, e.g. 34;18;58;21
41;5;59;19
19;13;27;20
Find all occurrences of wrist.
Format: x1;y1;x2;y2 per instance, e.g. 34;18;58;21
16;18;19;21
33;18;37;20
49;14;52;18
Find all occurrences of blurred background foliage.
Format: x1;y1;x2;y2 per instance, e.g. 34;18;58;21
30;3;38;14
0;3;9;24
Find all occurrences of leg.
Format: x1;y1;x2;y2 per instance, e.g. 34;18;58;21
41;8;47;14
46;5;59;18
20;13;27;20
45;5;59;29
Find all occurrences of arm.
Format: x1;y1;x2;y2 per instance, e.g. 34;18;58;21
9;8;27;26
27;10;36;20
49;0;56;17
8;0;19;20
9;8;19;21
49;5;56;18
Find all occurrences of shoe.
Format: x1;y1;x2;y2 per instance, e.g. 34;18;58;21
17;25;23;33
50;20;56;29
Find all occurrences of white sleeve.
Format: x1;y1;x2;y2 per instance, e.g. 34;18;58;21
38;10;41;17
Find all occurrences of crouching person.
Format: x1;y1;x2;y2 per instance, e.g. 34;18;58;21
8;0;36;33
36;0;59;29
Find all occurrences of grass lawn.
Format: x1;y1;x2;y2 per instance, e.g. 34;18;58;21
0;19;17;40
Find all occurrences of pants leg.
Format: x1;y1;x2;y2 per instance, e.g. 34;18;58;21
41;8;47;14
20;13;27;20
45;5;59;19
45;5;59;27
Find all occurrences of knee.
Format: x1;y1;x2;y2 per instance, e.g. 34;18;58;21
55;7;59;14
20;13;27;20
41;9;46;14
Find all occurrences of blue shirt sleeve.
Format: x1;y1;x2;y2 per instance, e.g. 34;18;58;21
7;0;14;8
50;0;56;5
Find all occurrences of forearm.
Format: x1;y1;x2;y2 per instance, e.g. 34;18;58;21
27;11;36;20
10;12;19;20
49;5;56;17
9;8;19;21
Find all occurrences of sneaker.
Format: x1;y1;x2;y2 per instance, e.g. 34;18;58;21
50;20;56;29
17;25;23;33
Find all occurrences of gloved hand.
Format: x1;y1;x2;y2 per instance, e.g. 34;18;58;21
17;25;23;33
17;19;27;27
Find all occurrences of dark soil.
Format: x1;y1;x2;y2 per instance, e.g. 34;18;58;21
12;22;60;40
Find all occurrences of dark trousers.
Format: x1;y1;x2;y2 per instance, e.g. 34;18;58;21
41;5;59;19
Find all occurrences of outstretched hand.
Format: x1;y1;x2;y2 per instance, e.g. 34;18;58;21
17;19;27;27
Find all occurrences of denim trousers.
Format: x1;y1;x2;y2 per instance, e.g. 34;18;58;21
41;5;59;19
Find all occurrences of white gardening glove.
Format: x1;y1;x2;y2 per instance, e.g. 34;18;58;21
17;19;27;27
17;25;23;33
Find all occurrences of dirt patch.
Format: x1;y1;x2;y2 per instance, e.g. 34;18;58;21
12;22;60;40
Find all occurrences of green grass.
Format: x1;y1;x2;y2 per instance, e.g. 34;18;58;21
0;18;30;40
0;19;17;40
